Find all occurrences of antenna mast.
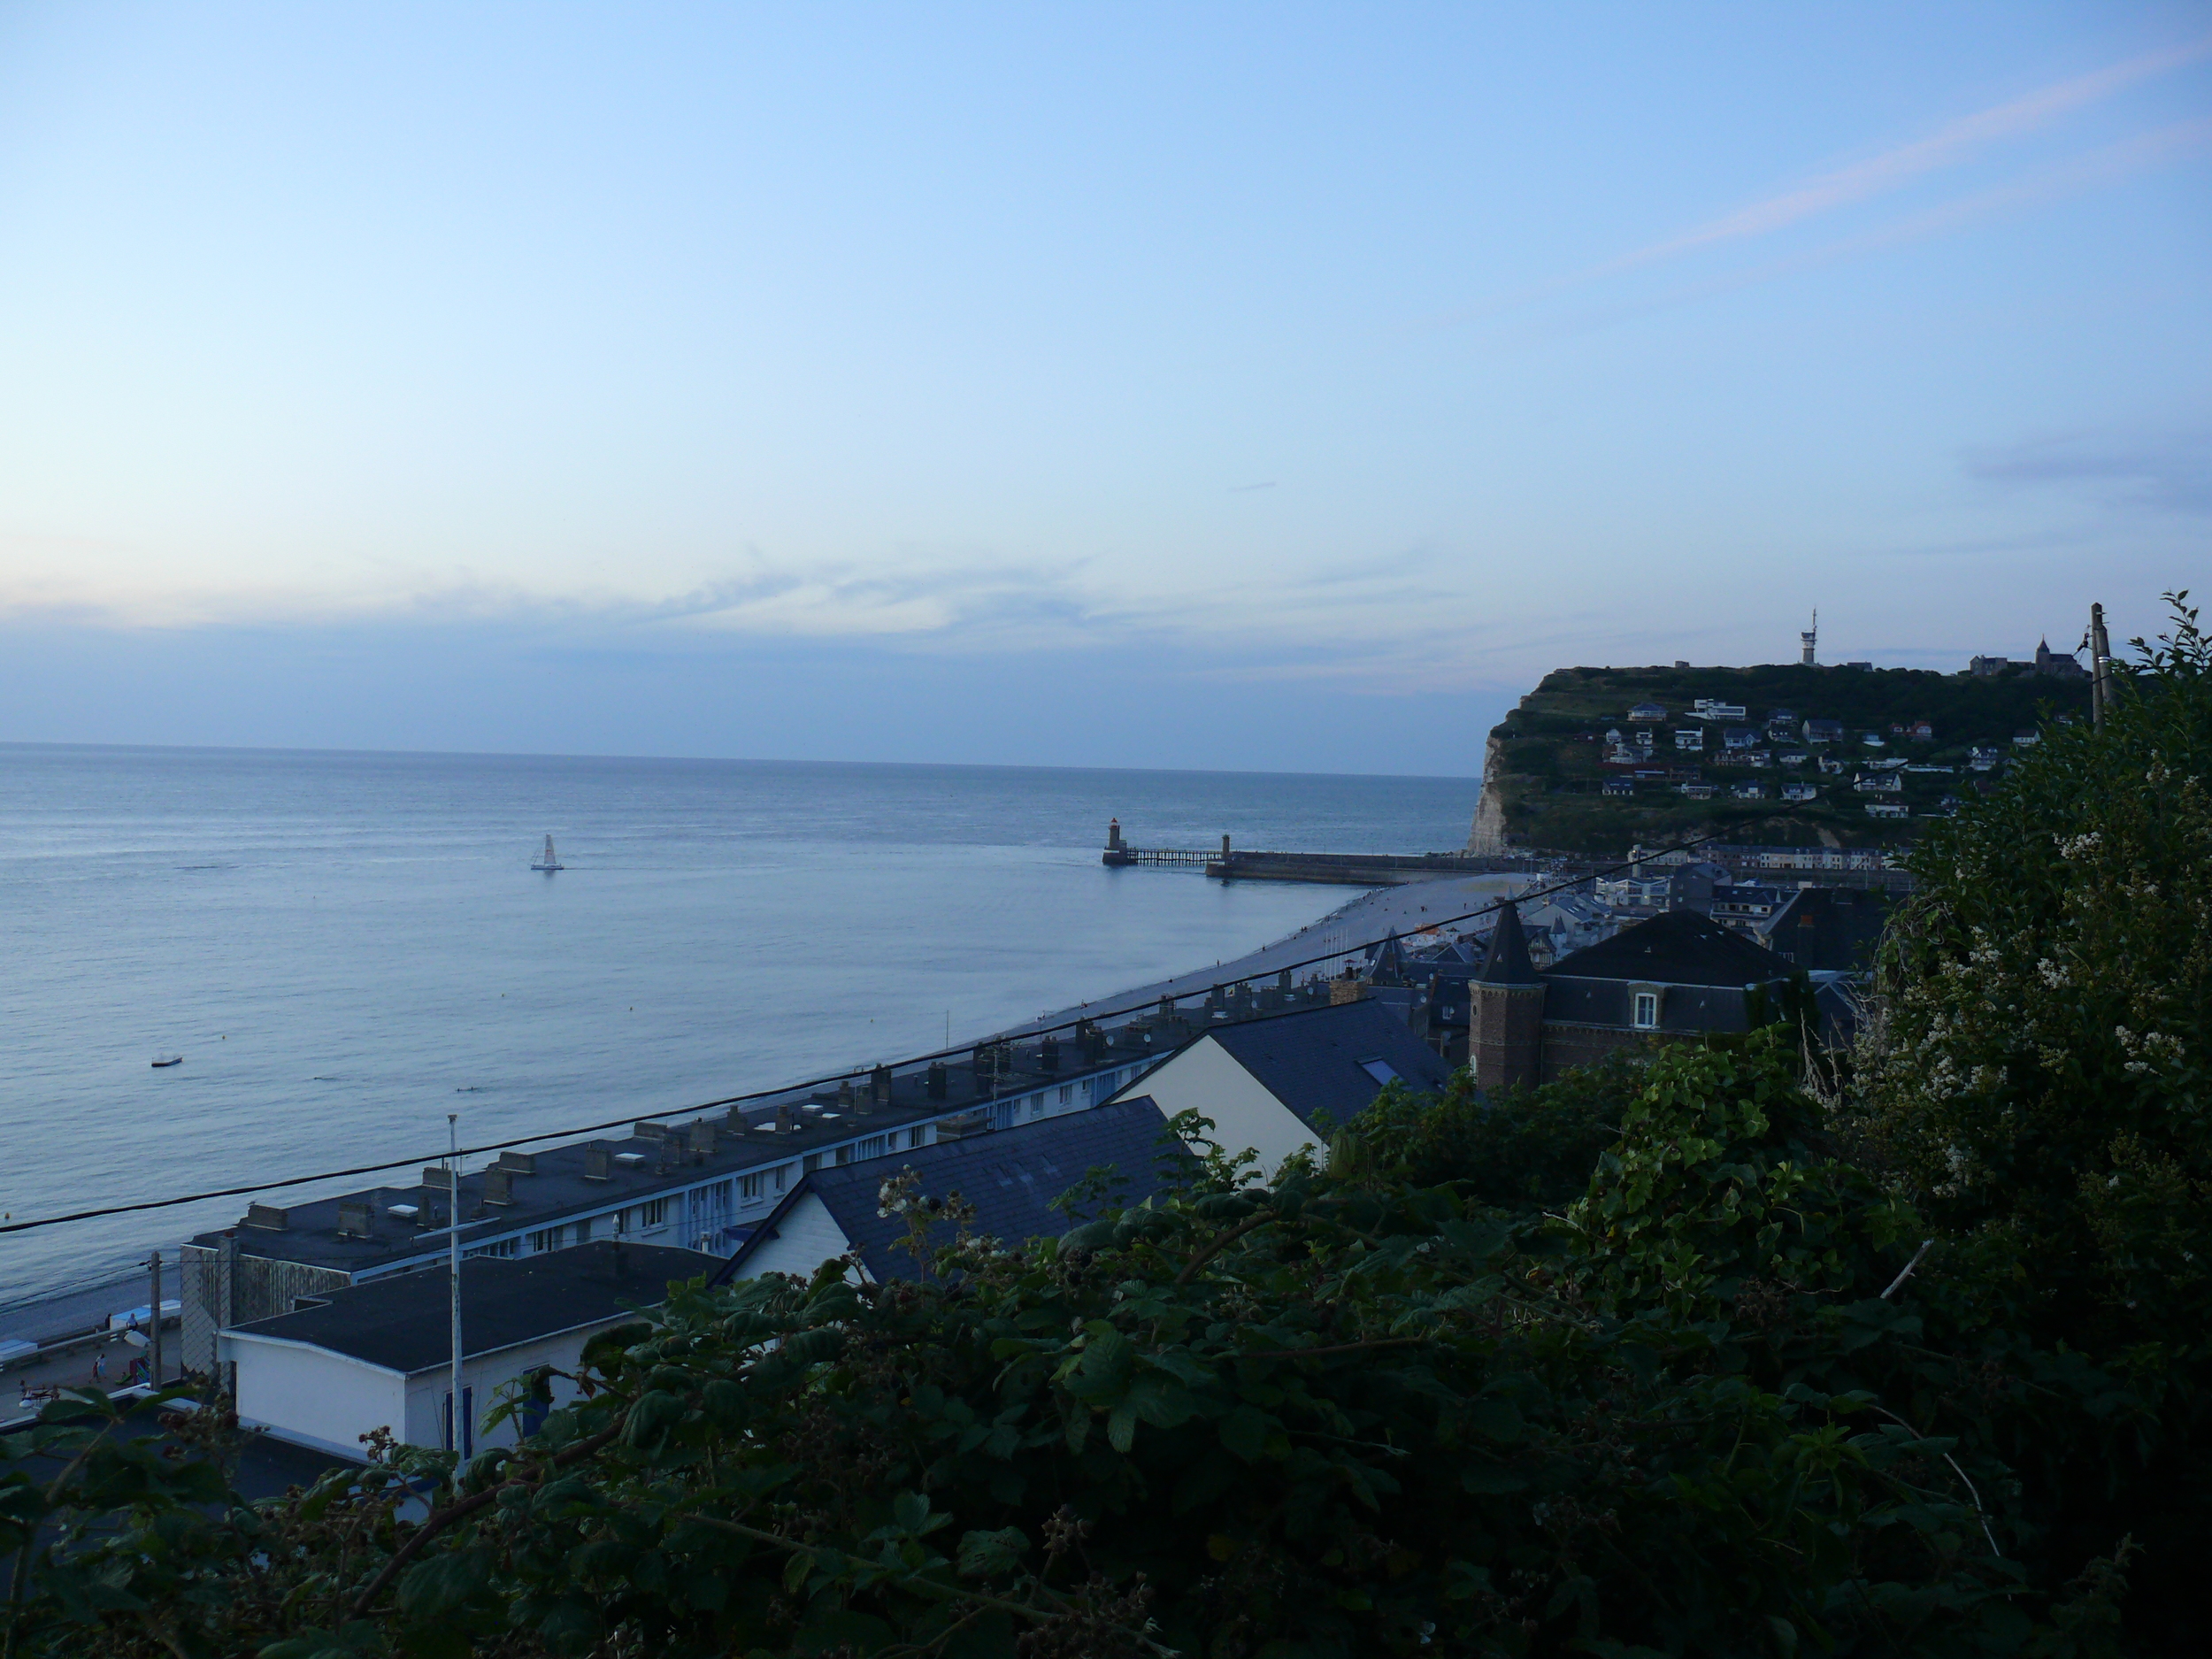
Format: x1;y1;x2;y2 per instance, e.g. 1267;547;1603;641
449;1113;465;1461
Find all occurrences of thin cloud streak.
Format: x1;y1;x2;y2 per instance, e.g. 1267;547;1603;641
1533;115;2212;336
1606;33;2212;273
1425;33;2212;330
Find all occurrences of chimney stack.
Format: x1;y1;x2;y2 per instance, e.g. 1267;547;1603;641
483;1168;516;1206
584;1144;612;1181
871;1063;894;1106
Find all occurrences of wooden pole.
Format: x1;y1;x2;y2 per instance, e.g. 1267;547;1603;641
2090;603;2112;731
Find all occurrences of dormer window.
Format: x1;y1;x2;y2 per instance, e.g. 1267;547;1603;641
1632;992;1659;1030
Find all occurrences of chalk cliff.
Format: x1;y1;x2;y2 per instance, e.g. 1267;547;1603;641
1465;731;1509;854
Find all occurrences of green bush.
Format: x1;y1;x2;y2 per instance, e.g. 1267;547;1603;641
3;603;2199;1655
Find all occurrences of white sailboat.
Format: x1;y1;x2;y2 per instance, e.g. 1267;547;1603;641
531;835;564;872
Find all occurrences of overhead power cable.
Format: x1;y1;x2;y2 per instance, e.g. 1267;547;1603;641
0;829;1747;1240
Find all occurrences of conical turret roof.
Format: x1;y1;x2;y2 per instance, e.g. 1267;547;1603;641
1363;930;1409;987
1478;903;1541;987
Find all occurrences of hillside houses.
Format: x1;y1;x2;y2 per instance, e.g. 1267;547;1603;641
1479;657;2088;856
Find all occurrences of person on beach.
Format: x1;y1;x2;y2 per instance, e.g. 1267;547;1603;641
92;1351;106;1385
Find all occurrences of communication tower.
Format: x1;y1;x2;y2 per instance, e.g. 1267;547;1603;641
1800;609;1817;666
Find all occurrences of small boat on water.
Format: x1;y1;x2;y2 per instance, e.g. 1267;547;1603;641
531;834;564;872
151;1054;182;1068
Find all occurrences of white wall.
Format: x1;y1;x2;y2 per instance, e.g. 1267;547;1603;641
1112;1038;1321;1181
226;1336;407;1462
732;1193;857;1284
228;1315;653;1460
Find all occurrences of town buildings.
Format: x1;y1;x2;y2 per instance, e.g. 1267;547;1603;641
1470;908;1802;1089
724;1098;1184;1284
219;1241;711;1459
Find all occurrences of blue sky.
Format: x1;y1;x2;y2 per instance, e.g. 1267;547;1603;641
2;3;2206;773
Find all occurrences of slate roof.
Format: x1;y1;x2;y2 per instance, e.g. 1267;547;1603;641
1548;910;1795;987
1203;999;1455;1129
1759;887;1890;974
1363;932;1409;987
1477;903;1541;986
225;1241;715;1374
721;1099;1189;1284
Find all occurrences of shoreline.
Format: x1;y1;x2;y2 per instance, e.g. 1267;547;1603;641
0;871;1517;1352
997;869;1529;1038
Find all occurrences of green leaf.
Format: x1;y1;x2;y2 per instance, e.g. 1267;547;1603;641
956;1526;1028;1578
1465;1395;1525;1445
892;1490;939;1535
1218;1404;1273;1463
783;1548;816;1594
1460;1460;1529;1495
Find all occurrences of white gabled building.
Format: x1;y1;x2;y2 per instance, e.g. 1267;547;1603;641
219;1241;712;1461
1107;1001;1455;1180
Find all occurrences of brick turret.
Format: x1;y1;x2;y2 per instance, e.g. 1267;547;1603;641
1471;903;1545;1091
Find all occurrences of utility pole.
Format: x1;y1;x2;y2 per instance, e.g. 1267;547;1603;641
149;1249;163;1387
449;1113;465;1460
2090;603;2113;731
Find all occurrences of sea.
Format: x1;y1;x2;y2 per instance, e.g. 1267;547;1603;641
0;744;1477;1310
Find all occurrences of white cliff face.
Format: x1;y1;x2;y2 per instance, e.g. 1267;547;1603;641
1466;731;1509;854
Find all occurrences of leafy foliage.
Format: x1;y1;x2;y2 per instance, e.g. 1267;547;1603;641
0;1041;2109;1658
1;605;2200;1655
1843;595;2212;1639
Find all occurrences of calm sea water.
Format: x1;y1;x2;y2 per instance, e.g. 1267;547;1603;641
0;744;1475;1306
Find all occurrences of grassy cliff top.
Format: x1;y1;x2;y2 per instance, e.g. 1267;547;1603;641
1485;660;2093;855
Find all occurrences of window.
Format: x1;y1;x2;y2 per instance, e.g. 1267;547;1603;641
772;1163;789;1191
1030;1093;1044;1118
1357;1058;1401;1087
857;1135;886;1159
740;1172;764;1204
528;1227;562;1253
639;1199;668;1230
444;1387;475;1456
803;1153;823;1173
834;1144;852;1165
1633;992;1659;1030
466;1238;519;1260
1058;1084;1073;1104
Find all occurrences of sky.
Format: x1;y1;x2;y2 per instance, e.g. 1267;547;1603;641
1;2;2206;775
